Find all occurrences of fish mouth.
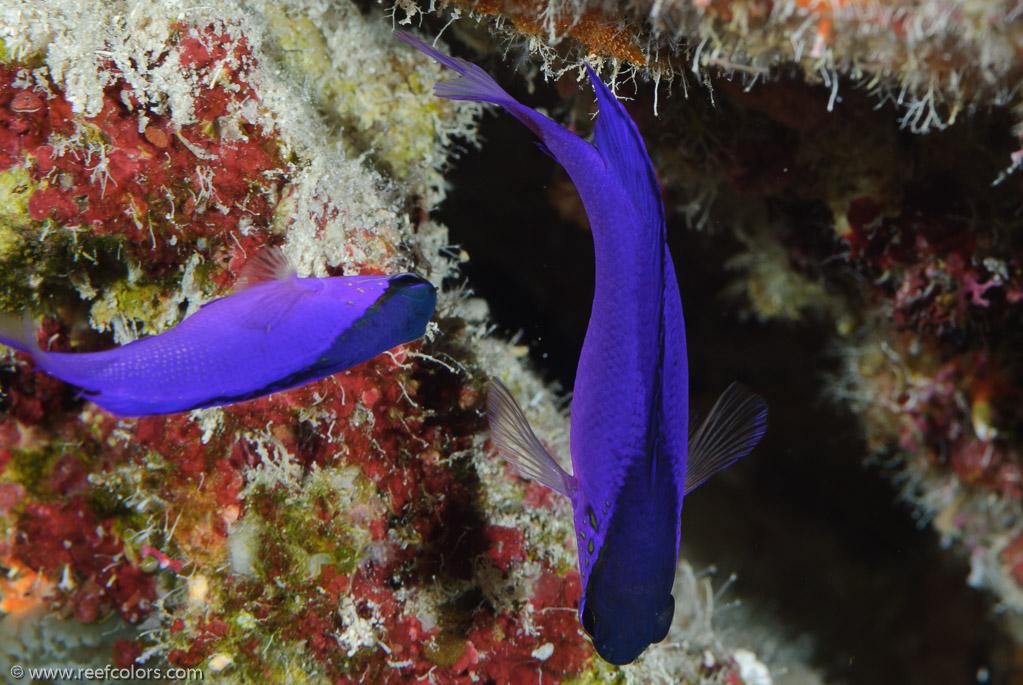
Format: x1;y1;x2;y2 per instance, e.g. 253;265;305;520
593;639;646;666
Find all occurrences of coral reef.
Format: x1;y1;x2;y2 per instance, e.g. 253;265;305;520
701;67;1023;637
0;1;794;683
392;0;1023;680
398;0;1023;138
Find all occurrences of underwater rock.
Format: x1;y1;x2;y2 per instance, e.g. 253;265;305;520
0;0;800;683
396;0;1023;680
398;0;1023;138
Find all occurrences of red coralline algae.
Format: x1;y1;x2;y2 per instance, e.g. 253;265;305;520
837;174;1023;501
839;180;1023;336
851;331;1023;502
132;343;602;683
0;11;632;683
112;638;144;669
0;20;293;670
1000;535;1023;588
4;498;156;623
485;525;526;572
0;297;598;678
140;543;184;573
2;26;285;274
0;73;71;169
456;567;588;684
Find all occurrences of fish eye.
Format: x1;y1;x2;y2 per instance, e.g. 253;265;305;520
582;605;597;637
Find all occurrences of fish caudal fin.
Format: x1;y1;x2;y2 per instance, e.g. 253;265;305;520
488;378;576;497
396;32;514;105
684;382;768;496
0;312;41;357
397;31;565;143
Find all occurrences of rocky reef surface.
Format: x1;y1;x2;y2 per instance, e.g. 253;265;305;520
0;1;805;683
402;0;1023;682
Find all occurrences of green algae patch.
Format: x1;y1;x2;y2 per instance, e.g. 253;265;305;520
1;447;65;499
1;442;102;501
245;468;373;584
0;216;135;317
424;631;469;668
0;166;35;250
261;3;476;206
88;280;180;339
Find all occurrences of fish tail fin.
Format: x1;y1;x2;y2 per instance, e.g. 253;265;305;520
0;312;42;357
487;377;576;498
397;31;556;141
396;31;514;104
684;382;767;496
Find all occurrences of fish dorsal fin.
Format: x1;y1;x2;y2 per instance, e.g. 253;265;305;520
488;377;577;498
684;382;768;496
234;246;297;292
587;66;665;234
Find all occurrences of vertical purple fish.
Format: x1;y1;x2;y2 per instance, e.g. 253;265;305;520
0;247;436;416
399;32;767;665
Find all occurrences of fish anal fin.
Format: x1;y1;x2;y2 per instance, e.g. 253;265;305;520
487;377;576;498
684;382;767;496
234;246;297;292
80;391;147;418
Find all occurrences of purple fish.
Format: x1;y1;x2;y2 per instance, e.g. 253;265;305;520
0;247;436;416
399;32;767;665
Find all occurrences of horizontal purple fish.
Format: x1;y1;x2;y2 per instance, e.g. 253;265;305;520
0;247;436;416
399;32;767;665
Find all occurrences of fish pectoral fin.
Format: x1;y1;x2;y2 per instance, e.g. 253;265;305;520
487;377;576;498
229;246;316;332
235;283;313;332
233;246;298;292
684;382;768;496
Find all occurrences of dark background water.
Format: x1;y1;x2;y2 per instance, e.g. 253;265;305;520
433;82;1014;683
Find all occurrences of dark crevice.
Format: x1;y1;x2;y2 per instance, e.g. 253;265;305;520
434;74;1015;683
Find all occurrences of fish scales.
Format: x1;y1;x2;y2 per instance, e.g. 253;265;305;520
0;250;436;416
400;31;766;666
